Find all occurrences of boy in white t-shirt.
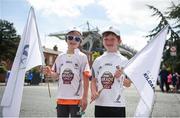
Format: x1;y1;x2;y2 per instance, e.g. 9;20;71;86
91;26;131;117
44;27;91;117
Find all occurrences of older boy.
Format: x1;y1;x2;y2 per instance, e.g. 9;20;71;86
91;26;131;117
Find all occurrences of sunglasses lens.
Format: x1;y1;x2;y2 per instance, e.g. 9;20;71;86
75;37;81;42
67;35;81;42
67;36;73;40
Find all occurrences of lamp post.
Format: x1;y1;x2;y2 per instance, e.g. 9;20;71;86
170;46;177;73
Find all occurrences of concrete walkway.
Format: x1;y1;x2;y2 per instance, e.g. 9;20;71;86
0;82;180;117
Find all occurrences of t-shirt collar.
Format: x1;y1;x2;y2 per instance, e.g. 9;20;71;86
103;51;120;56
66;48;80;54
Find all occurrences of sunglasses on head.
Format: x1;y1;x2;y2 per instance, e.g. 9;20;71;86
66;35;82;42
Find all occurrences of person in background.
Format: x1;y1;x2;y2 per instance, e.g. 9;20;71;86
159;66;170;92
5;70;10;85
27;70;33;85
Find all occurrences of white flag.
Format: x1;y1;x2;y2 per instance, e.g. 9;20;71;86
1;7;45;117
123;26;168;117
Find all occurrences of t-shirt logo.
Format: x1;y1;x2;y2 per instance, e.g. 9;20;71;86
62;68;74;84
101;71;114;89
74;63;79;69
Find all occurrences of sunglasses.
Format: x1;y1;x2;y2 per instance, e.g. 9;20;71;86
66;35;82;42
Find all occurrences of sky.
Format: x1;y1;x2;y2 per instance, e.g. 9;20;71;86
1;0;179;52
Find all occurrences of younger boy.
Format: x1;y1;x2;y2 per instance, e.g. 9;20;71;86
44;27;91;117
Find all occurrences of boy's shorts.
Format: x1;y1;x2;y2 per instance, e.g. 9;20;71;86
56;104;81;117
95;105;126;117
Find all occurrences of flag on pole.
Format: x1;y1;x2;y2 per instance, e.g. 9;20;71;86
123;26;168;117
1;7;45;117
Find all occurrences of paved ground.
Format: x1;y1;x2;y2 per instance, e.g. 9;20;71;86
0;82;180;117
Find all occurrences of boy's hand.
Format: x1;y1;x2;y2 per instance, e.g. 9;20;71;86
123;78;132;87
81;96;88;111
43;66;51;76
114;68;123;79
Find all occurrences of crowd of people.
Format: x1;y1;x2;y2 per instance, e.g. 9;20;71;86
158;67;180;93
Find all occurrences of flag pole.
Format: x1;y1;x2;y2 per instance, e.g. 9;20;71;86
31;7;45;66
41;65;51;98
32;6;51;98
47;78;51;98
150;91;157;117
90;88;104;104
42;66;51;98
149;68;163;117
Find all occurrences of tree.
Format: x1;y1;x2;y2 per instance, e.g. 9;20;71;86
147;3;180;72
0;19;20;69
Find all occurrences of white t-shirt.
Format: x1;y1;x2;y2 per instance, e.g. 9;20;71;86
52;49;90;100
92;51;128;107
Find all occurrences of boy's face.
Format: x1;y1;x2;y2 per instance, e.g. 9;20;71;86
66;31;82;50
102;32;121;52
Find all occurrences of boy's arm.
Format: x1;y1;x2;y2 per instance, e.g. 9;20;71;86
91;77;98;100
82;72;90;98
81;71;90;111
81;55;91;111
90;68;99;101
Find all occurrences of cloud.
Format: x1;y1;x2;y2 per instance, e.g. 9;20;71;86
41;36;68;52
97;0;179;30
122;31;148;51
26;0;94;17
27;0;179;51
97;0;179;51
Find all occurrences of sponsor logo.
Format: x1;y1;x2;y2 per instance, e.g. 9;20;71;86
66;61;72;63
20;44;29;69
101;71;114;89
62;68;74;84
143;71;155;90
104;63;112;66
98;66;102;70
74;63;79;69
114;94;121;103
